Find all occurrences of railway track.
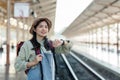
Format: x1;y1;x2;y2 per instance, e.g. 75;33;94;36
55;52;105;80
72;50;120;80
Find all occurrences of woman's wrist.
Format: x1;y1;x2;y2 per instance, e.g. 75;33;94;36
61;40;65;45
27;61;38;68
61;39;70;45
33;59;39;65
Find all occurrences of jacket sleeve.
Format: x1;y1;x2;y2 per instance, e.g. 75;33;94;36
14;42;29;72
55;41;73;54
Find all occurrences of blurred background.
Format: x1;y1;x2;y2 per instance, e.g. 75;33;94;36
0;0;120;80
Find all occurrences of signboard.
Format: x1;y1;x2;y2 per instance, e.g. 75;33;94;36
14;3;29;18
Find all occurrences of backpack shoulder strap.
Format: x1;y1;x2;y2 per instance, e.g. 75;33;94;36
30;39;41;55
30;39;43;80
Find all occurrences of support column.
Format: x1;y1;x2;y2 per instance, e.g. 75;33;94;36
22;18;25;41
117;23;119;66
16;19;19;43
108;25;110;63
6;0;11;65
101;27;103;60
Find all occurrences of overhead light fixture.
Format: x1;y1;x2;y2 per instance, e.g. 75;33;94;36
32;0;40;3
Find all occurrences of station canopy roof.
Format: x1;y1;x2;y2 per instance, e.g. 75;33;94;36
62;0;120;37
0;0;56;36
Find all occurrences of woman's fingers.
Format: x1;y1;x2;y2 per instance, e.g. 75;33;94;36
38;54;42;57
52;39;63;47
36;54;42;62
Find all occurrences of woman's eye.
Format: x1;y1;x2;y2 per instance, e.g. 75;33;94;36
38;25;42;28
37;25;48;29
45;26;48;28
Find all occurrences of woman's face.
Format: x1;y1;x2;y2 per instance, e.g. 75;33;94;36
34;21;49;37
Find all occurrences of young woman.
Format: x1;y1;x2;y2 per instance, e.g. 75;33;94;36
14;18;73;80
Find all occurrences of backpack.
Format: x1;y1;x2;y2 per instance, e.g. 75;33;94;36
16;40;58;79
17;41;24;56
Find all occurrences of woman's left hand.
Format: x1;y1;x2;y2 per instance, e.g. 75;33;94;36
52;39;63;47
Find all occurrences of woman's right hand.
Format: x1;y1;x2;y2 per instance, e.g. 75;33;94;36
27;54;42;68
34;54;43;64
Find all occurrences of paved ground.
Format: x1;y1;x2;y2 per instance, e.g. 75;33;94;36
0;45;26;80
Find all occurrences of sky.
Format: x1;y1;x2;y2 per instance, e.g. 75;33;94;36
54;0;93;34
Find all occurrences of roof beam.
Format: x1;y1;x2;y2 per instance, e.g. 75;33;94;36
31;0;56;8
0;1;7;9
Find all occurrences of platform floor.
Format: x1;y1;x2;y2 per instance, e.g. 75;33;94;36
0;45;26;80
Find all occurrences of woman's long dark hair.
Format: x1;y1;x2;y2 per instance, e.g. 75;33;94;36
30;33;51;51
